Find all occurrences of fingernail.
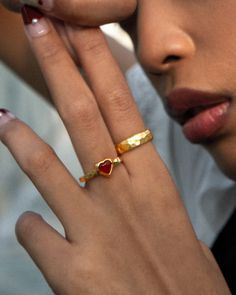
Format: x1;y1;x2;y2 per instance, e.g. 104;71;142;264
20;0;53;12
0;109;15;127
21;5;50;38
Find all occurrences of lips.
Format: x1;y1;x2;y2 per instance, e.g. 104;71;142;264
165;88;231;143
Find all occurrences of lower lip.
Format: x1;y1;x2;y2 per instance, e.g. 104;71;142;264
183;101;230;143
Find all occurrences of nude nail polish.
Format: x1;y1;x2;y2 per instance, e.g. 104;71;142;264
0;109;15;127
21;5;50;38
20;0;53;12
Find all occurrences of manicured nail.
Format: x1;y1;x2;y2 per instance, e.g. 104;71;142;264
20;0;53;12
21;5;50;38
0;109;15;127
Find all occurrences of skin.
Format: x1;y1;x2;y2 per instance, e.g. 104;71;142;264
1;0;137;25
0;6;136;101
0;0;235;294
0;18;230;294
121;0;236;180
2;0;236;179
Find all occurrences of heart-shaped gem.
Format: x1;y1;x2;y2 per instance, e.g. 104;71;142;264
97;159;113;177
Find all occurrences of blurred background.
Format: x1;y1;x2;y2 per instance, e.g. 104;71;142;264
102;23;133;50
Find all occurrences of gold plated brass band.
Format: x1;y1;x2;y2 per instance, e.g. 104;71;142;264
115;129;153;155
79;129;153;183
79;157;122;183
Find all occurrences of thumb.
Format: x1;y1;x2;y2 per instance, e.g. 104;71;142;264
20;0;137;26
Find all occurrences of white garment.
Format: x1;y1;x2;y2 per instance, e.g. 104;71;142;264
0;61;235;294
126;63;236;246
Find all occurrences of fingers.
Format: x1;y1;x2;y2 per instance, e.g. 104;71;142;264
0;111;90;235
21;8;117;173
20;0;137;26
65;26;158;170
66;27;145;141
15;211;71;291
21;7;154;179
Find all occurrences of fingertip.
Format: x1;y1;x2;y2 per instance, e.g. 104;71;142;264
15;211;43;245
21;5;51;38
0;108;15;125
0;109;16;138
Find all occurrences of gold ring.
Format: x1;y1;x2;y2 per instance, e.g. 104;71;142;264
79;157;122;183
115;129;153;155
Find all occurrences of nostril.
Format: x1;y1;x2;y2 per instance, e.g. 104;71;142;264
163;55;181;64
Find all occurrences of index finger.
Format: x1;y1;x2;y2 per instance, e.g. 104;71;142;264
19;0;137;26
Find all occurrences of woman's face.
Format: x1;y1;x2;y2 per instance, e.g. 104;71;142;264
122;0;236;180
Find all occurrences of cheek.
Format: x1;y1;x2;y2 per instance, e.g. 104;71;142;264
200;35;236;97
191;4;236;83
178;6;236;95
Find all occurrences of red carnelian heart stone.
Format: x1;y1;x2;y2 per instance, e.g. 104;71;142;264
98;160;113;176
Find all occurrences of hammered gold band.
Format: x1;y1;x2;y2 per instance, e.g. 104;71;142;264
80;129;153;183
79;157;122;183
115;129;153;155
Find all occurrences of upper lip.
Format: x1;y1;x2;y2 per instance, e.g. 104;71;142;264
165;88;231;125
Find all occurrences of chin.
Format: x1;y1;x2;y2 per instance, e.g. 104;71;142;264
206;138;236;181
216;159;236;181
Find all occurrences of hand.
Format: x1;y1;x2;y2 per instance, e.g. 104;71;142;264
0;13;230;295
1;0;137;26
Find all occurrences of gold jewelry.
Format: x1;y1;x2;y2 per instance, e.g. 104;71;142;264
115;129;153;155
79;157;122;183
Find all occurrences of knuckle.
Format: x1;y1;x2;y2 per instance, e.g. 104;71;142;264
108;88;134;115
23;144;56;177
39;40;65;64
15;212;42;244
62;97;100;131
79;33;106;57
68;255;100;290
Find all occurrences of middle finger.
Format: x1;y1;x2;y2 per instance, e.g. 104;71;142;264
65;26;157;172
21;7;118;173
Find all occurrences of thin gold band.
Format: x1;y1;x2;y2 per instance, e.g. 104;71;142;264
115;129;153;155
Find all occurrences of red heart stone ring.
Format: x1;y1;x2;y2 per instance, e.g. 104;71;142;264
79;157;122;183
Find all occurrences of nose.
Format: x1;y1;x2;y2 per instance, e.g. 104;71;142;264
137;11;195;74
